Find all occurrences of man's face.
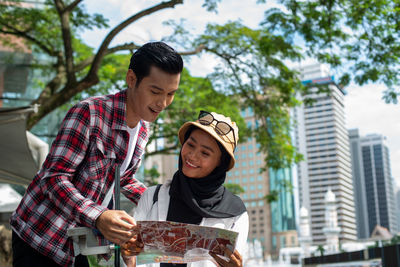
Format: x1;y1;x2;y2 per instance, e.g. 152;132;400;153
126;66;181;126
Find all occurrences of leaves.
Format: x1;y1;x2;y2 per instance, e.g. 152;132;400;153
225;183;245;195
197;21;305;169
264;0;400;102
3;0;400;176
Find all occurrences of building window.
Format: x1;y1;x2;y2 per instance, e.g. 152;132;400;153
281;236;286;248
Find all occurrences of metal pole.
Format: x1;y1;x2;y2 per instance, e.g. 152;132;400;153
114;165;120;267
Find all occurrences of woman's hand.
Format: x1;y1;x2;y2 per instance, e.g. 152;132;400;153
209;246;243;267
121;234;144;257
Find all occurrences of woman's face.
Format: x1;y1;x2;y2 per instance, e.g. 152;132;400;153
181;129;222;178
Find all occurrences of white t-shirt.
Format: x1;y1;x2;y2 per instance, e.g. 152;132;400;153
102;123;140;207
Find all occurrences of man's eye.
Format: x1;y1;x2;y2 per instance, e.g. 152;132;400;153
151;91;159;95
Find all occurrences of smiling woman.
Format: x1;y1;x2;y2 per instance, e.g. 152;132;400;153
123;111;249;267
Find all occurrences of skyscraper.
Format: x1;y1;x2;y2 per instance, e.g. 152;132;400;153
349;130;398;236
348;129;370;239
293;64;357;244
225;107;297;259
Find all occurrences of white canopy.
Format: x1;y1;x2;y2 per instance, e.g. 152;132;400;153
0;106;48;185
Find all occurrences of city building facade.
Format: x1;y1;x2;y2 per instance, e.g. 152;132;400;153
349;130;398;236
293;64;357;245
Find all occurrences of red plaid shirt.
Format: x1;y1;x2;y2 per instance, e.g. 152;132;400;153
10;90;148;266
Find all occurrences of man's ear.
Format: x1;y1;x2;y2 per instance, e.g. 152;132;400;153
126;69;137;89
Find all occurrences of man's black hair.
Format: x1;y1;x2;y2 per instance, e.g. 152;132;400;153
128;41;183;86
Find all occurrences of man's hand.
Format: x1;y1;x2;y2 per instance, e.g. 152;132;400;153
121;234;144;257
95;210;137;245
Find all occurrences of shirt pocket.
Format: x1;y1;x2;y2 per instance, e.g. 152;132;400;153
88;138;116;182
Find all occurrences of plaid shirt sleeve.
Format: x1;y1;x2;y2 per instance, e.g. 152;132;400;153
39;102;107;228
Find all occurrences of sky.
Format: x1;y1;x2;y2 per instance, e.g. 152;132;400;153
83;0;400;186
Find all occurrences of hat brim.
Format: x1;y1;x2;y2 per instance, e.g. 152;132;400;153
178;121;235;170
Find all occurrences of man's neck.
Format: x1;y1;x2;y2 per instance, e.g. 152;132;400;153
126;89;140;128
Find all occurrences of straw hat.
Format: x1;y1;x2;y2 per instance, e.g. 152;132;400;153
178;111;239;170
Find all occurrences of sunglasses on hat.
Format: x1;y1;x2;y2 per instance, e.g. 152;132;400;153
198;110;237;151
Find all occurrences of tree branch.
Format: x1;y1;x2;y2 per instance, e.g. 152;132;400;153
87;0;183;78
65;0;82;12
0;23;55;56
74;42;141;72
74;42;204;72
54;0;76;84
178;44;206;55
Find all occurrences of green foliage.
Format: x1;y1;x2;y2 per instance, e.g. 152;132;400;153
265;189;279;203
225;183;245;195
316;245;325;257
2;0;400;178
196;21;305;169
390;234;400;245
263;0;400;103
143;167;161;187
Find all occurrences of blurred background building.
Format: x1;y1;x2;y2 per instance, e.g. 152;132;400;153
349;130;398;238
293;64;357;245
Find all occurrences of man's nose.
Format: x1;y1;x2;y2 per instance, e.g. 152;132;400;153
156;96;168;109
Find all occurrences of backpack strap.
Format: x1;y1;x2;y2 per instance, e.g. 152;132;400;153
152;184;162;205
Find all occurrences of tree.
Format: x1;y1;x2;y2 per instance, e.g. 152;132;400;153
2;0;399;170
262;0;400;103
316;245;325;257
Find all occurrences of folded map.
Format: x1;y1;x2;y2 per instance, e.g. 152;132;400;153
136;220;239;264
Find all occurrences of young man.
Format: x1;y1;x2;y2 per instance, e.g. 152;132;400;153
10;42;183;267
